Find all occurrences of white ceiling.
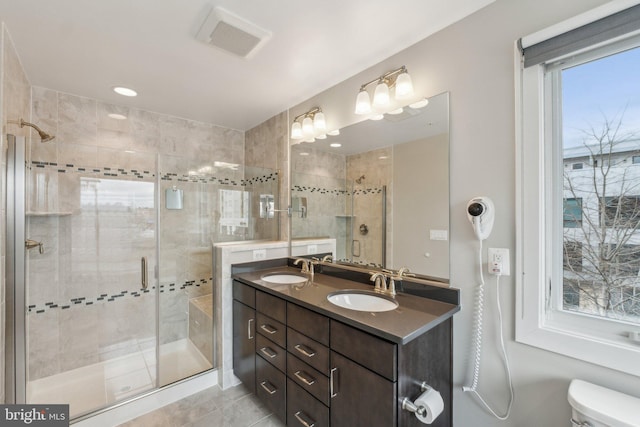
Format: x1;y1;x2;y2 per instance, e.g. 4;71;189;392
0;0;493;131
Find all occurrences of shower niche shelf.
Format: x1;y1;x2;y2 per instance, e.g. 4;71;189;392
26;211;73;217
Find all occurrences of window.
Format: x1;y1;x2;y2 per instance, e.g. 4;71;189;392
517;4;640;377
563;198;582;228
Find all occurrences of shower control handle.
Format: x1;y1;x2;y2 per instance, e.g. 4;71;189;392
141;257;148;290
25;239;44;254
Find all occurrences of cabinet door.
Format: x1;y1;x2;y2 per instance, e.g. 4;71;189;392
233;300;256;393
330;351;396;427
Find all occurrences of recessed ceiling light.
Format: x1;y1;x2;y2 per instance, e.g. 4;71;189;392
330;143;342;148
299;152;309;156
108;113;127;120
112;86;138;97
379;155;389;160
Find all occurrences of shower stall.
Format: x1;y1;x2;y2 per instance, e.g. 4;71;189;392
5;134;279;419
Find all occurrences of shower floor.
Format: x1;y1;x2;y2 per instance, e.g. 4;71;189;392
27;338;212;419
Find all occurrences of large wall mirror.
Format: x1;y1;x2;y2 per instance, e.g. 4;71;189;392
290;92;450;281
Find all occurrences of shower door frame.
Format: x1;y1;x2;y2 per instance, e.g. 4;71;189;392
5;134;27;404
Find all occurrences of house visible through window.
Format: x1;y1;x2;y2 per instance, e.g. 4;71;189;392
518;6;640;377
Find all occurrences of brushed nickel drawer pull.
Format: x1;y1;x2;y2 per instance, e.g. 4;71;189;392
330;367;338;398
247;319;254;340
294;411;316;427
259;346;277;359
259;381;277;395
294;344;316;358
294;370;316;386
260;324;278;335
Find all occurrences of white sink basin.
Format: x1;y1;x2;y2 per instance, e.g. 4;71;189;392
261;273;308;284
327;290;398;312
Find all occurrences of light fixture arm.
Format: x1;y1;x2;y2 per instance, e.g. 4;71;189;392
293;106;322;123
358;66;408;91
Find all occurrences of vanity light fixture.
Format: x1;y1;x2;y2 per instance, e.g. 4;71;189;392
330;143;342;148
291;107;328;141
354;66;414;115
327;129;340;136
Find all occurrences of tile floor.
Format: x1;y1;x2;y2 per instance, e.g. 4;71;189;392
28;339;212;419
117;384;285;427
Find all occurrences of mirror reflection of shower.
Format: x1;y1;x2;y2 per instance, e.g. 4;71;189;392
9;118;55;142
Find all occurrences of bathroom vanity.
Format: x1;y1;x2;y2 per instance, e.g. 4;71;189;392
232;259;459;427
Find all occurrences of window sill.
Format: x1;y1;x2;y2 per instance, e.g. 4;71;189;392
516;317;640;377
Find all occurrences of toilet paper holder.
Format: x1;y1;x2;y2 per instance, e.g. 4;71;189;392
402;381;443;424
402;382;432;416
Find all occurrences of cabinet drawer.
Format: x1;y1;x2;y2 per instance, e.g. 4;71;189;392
287;379;329;427
287;303;329;346
256;356;286;422
256;313;286;348
330;320;397;381
287;328;329;375
287;353;329;406
232;281;255;308
256;334;286;373
257;291;286;323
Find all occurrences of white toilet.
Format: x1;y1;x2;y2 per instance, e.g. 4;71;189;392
568;379;640;427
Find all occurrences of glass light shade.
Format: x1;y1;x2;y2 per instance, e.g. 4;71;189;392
302;116;314;136
409;98;429;109
373;82;390;108
313;111;326;133
112;86;137;97
291;121;303;139
387;108;403;115
394;72;414;99
355;89;372;114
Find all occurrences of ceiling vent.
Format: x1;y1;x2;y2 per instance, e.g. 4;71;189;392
196;6;271;59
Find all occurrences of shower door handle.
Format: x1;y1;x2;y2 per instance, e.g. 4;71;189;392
141;257;148;290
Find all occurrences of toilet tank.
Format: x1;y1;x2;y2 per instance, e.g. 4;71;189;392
568;379;640;427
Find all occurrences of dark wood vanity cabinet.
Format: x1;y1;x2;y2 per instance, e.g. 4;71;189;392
232;279;453;427
232;283;256;394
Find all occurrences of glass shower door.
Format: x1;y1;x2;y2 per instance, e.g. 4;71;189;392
9;137;160;419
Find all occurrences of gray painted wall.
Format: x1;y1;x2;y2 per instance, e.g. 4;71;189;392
290;0;640;425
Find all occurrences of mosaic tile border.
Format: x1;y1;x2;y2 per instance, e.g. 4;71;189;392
292;185;384;195
27;277;212;315
29;161;278;187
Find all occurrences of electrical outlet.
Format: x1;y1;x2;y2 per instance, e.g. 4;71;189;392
488;248;510;276
307;244;318;254
253;249;266;261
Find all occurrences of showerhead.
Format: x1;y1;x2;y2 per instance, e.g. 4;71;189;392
11;118;55;142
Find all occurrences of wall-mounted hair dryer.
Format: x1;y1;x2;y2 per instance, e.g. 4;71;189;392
467;197;495;241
